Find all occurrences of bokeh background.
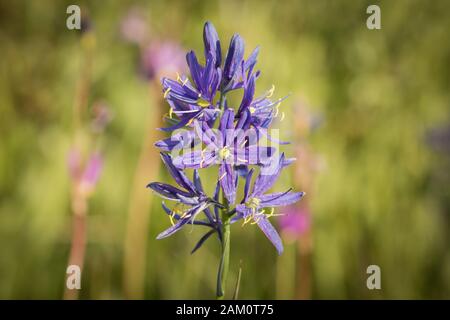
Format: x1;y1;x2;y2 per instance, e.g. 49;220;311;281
0;0;449;299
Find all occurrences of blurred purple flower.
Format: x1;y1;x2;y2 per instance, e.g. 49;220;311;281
120;8;149;45
279;205;311;240
80;153;103;192
91;102;113;133
67;149;103;196
141;41;186;80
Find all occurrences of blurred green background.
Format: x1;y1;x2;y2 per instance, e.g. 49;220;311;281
0;0;449;299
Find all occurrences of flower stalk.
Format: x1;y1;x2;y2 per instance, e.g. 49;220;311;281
147;21;305;298
217;205;231;299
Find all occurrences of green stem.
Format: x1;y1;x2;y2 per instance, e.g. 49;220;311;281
216;211;230;299
216;90;229;299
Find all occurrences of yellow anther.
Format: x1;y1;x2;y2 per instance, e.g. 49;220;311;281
169;107;174;119
218;146;231;160
218;171;227;181
242;215;253;226
169;211;176;226
164;87;171;98
274;104;280;118
251;216;262;225
187;118;195;126
266;85;275;98
249;106;256;114
180;210;190;219
246;197;261;209
176;72;188;86
266;208;275;217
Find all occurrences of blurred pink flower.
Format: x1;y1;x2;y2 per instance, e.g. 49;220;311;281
67;148;82;180
279;206;311;240
67;149;103;196
141;40;186;80
120;8;149;45
80;153;103;192
120;8;185;81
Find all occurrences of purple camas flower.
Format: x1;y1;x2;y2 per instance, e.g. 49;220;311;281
234;154;304;254
147;153;221;240
147;21;304;295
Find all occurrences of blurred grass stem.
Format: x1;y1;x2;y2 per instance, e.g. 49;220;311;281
122;82;162;299
64;31;95;300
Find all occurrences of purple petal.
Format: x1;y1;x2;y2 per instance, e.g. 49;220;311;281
252;153;285;197
161;202;212;227
282;157;296;168
235;203;252;218
147;182;191;200
172;150;218;169
219;163;236;204
210;67;222;95
244;46;260;71
238;74;255;114
203;21;221;67
177;193;201;205
259;191;305;207
156;217;190;239
191;229;216;254
243;168;254;203
223;34;245;83
202;52;215;97
203;206;215;225
242;145;277;166
160;153;196;192
156;203;209;239
235;164;249;178
219;108;235;145
159;111;199;132
255;215;284;255
155;130;198;152
236;109;252;130
194;120;220;148
155;137;182;151
186;51;203;91
162;78;198;104
193;169;204;193
257;127;290;145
